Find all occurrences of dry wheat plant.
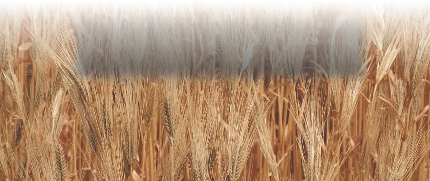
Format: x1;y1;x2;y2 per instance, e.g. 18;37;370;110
1;1;430;180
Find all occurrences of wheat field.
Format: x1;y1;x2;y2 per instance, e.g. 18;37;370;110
1;1;430;181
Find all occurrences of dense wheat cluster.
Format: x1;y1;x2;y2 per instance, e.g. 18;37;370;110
1;1;430;180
